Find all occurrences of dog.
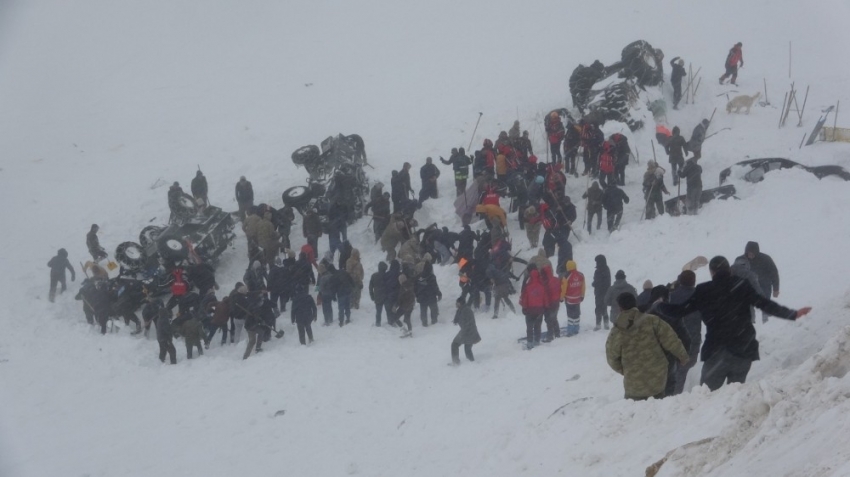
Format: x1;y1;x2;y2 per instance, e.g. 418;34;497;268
726;92;761;114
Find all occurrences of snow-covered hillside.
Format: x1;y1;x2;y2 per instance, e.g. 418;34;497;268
1;1;850;476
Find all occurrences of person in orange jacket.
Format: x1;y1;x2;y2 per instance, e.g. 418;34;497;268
474;203;507;228
560;260;586;336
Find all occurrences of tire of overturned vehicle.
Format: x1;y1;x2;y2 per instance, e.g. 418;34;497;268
157;236;190;262
115;242;147;270
139;225;165;248
291;145;321;166
173;193;199;218
282;186;313;208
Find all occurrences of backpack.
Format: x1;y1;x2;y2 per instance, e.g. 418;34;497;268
171;269;188;296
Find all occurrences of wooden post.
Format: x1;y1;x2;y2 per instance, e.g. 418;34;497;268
832;100;840;141
779;92;788;128
763;78;769;105
796;85;809;127
799;132;806;149
692;77;703;99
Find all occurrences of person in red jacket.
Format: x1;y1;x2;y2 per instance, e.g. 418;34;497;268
479;184;501;206
541;265;562;342
519;266;550;349
546;112;565;163
560;260;586;336
719;42;744;86
482;139;496;177
598;141;616;188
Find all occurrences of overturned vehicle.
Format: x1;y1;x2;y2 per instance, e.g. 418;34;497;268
719;158;850;185
568;40;664;131
112;202;236;296
283;133;370;230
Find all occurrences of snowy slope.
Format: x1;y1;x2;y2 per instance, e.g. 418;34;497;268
1;0;850;476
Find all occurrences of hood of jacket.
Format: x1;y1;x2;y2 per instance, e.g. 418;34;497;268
595;254;607;267
614;308;643;332
745;241;760;255
566;260;577;272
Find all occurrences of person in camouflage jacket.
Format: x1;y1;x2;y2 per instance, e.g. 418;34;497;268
605;293;689;400
345;248;364;309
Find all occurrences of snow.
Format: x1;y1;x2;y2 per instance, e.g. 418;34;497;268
1;0;850;476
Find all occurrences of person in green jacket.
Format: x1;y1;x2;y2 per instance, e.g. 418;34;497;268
605;293;689;400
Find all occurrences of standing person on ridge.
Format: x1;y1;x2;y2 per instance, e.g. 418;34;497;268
670;57;686;109
235;176;254;221
719;42;744;86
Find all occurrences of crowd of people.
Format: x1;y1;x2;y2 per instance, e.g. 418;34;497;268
50;40;813;398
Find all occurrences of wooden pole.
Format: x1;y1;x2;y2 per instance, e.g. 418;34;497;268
797;85;810;127
799;132;806;149
832;100;840;141
763;78;769;105
779;92;788;128
692;77;703;99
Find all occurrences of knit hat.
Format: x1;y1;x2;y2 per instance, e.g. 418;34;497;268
615;270;626;279
287;249;296;259
677;270;696;287
566;260;577;271
252;261;262;270
237;284;248;294
643;280;653;290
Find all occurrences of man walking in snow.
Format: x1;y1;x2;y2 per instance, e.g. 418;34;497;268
665;126;688;186
657;256;810;392
601;183;629;232
86;224;108;262
451;297;481;365
606;293;690;401
605;270;638;325
47;248;75;302
191;170;208;206
719;42;744;86
736;242;781;323
688;119;710;161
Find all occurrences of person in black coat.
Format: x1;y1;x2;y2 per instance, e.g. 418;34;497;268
334;268;355;326
670;57;686;109
414;261;442;326
369;262;388;326
191;170;208;204
365;192;392;243
646;285;692;397
90;280;113;335
601;184;630;231
47;248;75;302
419;157;440;202
658;256;811;392
440;148;472;197
291;291;317;345
737;241;781;323
451;297;481;365
267;257;291;315
456;225;477;262
670;270;701;394
86;224;108;262
187;262;218;296
235;176;254;220
291;252;316;296
383;260;402;327
592;254;611;330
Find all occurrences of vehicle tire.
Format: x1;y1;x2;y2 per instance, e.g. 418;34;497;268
139;226;165;248
115;242;147;270
173;193;198;218
157;236;189;262
291;145;320;166
282;186;312;208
